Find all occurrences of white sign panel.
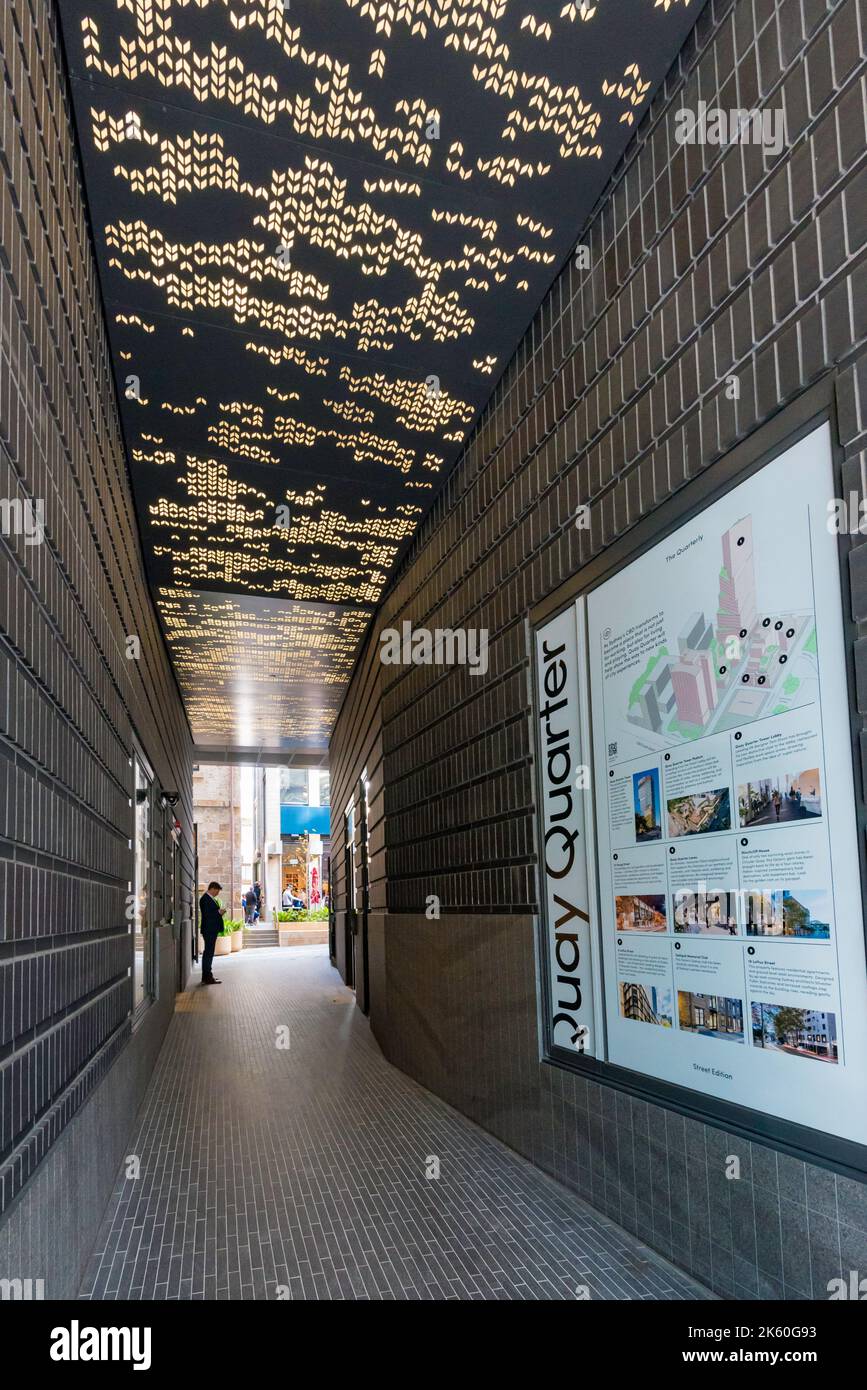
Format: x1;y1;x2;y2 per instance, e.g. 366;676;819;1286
535;606;596;1055
586;423;867;1145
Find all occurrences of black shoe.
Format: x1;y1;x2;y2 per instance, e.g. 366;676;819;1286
202;975;222;985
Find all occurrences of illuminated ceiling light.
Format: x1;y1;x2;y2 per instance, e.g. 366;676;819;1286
65;0;704;746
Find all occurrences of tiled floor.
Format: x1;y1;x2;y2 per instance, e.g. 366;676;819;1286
80;946;714;1301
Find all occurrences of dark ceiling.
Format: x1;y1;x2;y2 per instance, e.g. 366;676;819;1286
58;0;703;758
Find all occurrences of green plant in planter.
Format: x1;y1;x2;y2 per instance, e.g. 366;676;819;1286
276;906;329;923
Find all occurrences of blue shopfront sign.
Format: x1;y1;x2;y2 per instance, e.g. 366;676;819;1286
280;804;330;837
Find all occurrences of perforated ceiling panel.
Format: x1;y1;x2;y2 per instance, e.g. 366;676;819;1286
158;589;368;756
58;0;704;753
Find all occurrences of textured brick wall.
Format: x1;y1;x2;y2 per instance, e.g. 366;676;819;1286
331;0;867;1299
193;764;243;910
0;0;194;1281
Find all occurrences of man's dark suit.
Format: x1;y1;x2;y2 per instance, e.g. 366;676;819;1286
199;892;223;981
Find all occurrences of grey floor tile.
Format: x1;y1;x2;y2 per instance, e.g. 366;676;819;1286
79;946;713;1302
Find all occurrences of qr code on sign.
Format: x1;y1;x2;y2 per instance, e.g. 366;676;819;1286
608;741;617;758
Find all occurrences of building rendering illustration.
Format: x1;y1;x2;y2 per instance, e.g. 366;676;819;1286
627;511;816;738
717;518;758;642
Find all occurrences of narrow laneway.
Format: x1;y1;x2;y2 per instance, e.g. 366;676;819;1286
80;948;712;1302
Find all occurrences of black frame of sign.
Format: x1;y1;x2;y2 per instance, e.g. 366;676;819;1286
528;374;867;1183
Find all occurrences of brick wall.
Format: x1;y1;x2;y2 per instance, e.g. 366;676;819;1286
330;0;867;1299
0;0;194;1293
193;764;243;913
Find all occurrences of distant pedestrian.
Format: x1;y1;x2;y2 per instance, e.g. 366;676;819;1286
772;788;782;820
254;881;262;915
199;881;225;985
244;886;257;923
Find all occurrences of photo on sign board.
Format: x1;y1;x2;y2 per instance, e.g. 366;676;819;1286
618;981;673;1027
677;991;745;1042
667;787;731;837
632;767;662;842
744;888;832;939
673;888;739;937
615;893;668;933
751;1001;838;1062
737;768;822;827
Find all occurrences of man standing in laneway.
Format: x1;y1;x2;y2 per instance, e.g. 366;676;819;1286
199;881;225;985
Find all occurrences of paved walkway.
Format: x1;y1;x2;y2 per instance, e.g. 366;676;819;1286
80;947;713;1301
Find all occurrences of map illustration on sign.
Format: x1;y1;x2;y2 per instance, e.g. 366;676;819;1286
618;514;817;758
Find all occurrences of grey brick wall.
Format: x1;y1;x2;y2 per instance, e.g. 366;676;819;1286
0;0;194;1293
331;0;867;1298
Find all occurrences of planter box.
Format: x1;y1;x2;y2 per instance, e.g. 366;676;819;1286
231;931;243;951
279;925;329;947
215;935;233;956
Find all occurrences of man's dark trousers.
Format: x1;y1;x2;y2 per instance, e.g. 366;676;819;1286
201;927;218;980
